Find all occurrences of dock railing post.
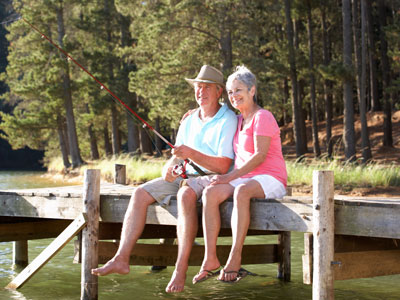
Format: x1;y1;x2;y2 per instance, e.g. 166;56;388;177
81;169;101;300
114;164;126;185
312;170;334;300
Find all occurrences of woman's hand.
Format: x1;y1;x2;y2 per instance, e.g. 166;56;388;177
180;109;197;124
210;173;234;185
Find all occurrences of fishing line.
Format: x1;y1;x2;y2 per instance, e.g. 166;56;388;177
19;17;205;175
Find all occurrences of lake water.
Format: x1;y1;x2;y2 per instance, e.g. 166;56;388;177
0;171;399;299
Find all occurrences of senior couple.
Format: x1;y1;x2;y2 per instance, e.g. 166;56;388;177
92;65;287;293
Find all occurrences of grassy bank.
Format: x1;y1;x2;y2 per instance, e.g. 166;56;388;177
47;155;400;189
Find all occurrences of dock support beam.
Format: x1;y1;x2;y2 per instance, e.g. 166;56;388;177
13;241;28;268
81;169;101;300
277;231;291;281
312;170;334;300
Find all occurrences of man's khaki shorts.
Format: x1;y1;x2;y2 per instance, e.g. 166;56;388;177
141;177;184;207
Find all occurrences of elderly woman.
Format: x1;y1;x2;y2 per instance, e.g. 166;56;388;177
193;66;287;283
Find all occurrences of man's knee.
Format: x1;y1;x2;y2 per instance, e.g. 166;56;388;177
131;186;155;206
177;186;197;208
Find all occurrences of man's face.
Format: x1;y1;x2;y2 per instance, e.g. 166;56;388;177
194;82;221;107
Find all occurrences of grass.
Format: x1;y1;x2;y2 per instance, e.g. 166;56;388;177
47;155;400;189
287;158;400;188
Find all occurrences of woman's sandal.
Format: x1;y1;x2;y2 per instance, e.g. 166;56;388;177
192;267;222;284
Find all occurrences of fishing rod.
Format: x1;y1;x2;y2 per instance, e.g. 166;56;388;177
20;17;205;177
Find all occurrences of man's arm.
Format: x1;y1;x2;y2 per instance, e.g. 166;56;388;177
172;145;232;174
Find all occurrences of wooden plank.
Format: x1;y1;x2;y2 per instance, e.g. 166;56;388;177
96;242;278;266
335;203;400;239
5;213;87;290
334;250;400;280
312;170;334;300
0;220;71;242
335;235;400;253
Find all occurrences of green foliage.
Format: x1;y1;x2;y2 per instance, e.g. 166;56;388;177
1;0;399;165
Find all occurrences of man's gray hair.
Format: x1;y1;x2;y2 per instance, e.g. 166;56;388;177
226;65;257;102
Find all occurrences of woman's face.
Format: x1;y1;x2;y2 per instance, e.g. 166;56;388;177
226;79;255;110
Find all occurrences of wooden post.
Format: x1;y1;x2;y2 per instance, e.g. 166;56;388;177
312;170;334;300
277;231;291;281
81;169;101;300
114;164;126;185
13;241;28;268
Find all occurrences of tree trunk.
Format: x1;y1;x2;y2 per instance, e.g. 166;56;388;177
119;13;139;155
366;0;380;111
126;97;140;154
56;114;71;169
321;2;334;157
283;78;290;126
105;0;120;155
111;102;120;155
359;0;372;162
103;125;113;156
307;2;321;158
139;127;153;155
85;104;100;160
284;0;306;158
378;0;393;147
342;0;357;161
56;3;84;168
154;117;163;157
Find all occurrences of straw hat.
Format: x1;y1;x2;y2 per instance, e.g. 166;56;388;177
185;65;224;87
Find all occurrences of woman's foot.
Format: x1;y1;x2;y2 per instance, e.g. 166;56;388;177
218;255;241;282
192;258;221;284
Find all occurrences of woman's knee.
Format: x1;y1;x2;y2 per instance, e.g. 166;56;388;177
233;184;252;203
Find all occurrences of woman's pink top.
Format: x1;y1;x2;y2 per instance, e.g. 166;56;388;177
233;109;287;187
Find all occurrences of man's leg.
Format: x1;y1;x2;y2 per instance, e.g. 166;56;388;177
91;187;155;276
165;186;198;293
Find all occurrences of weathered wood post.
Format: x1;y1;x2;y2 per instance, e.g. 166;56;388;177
81;169;101;300
114;164;126;185
312;170;334;300
277;187;292;281
277;231;291;281
13;241;28;268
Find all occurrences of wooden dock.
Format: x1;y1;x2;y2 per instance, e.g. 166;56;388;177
1;167;400;299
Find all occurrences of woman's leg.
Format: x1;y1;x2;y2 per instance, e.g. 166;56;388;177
193;184;234;282
219;180;264;282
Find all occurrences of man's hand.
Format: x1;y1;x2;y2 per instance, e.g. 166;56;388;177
163;165;179;182
171;145;193;160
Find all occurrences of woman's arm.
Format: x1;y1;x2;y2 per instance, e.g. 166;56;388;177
211;135;271;184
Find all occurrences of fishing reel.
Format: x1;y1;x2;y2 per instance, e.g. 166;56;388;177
172;161;188;179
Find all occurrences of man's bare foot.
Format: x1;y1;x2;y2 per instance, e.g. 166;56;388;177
192;258;220;284
91;256;130;276
165;269;186;293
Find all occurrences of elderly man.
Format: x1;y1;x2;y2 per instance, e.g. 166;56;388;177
92;65;237;293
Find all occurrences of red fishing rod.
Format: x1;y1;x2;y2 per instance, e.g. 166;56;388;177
20;17;205;177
